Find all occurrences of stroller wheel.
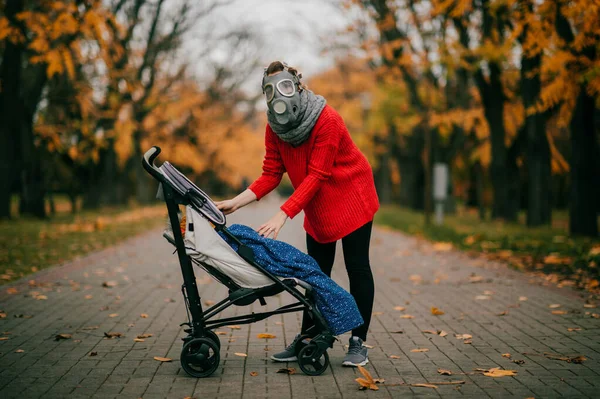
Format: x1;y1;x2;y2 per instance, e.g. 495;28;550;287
204;330;221;349
293;334;312;357
180;337;220;378
297;343;329;376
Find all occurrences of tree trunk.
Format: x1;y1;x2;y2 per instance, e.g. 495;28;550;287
395;135;425;210
484;80;508;220
373;132;392;204
520;8;552;227
569;89;599;236
0;0;25;219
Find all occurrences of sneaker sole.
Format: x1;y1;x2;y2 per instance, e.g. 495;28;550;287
270;355;298;362
342;358;369;367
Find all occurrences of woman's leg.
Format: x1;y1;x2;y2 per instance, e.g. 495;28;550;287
301;233;336;334
341;221;374;341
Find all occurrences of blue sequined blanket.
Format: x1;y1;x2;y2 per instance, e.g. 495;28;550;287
219;224;363;336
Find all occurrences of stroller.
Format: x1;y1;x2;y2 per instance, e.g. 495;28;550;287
142;146;335;377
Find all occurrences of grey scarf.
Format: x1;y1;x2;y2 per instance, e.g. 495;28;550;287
267;90;326;147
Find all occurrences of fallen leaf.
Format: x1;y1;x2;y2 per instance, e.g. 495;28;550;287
437;368;452;375
475;295;491;300
433;242;452;252
276;368;296;374
234;352;247;357
55;334;72;341
437;330;448;337
392;330;404;334
497;310;509;316
250;371;258;376
389;355;401;359
540;353;587;363
35;295;48;300
257;333;276;339
422;330;437;334
502;353;511;358
6;288;18;294
431;307;445;316
102;281;117;288
551;310;568;315
592;313;600;319
134;338;145;342
355;365;383;391
519;296;528;301
478;367;517;377
108;313;118;318
140;313;149;318
400;314;414;319
548;304;561;309
89;351;97;356
590;246;600;257
274;321;284;325
364;344;374;349
81;326;99;330
204;300;215;306
394;306;406;311
226;325;241;330
583;304;597;309
215;331;227;335
411;348;429;353
512;359;525;365
153;356;172;362
567;327;581;332
0;312;6;318
0;337;8;341
137;333;153;338
469;274;484;283
463;339;472;344
372;311;384;316
455;334;472;340
84;295;93;300
104;332;123;339
15;349;24;353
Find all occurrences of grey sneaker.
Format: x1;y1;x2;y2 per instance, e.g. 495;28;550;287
270;334;304;362
342;336;369;367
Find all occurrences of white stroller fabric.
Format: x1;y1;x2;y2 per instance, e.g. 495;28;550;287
184;206;274;289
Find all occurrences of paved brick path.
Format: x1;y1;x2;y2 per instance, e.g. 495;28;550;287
1;196;599;398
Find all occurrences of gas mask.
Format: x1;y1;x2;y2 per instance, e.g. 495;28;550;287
262;67;302;127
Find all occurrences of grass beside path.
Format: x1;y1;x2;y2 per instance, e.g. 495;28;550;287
374;205;600;294
0;200;166;286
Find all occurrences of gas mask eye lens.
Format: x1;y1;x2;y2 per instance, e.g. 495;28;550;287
276;79;295;96
264;84;275;102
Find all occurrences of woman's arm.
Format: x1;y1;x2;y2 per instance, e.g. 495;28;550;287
280;117;343;219
215;189;258;215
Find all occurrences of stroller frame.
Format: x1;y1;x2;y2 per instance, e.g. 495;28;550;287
142;146;335;377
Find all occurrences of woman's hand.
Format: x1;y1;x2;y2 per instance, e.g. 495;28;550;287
215;189;258;215
257;210;288;239
215;199;240;215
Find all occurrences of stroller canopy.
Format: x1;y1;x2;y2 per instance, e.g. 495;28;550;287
159;162;226;227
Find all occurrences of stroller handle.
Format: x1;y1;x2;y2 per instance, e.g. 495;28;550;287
142;146;164;182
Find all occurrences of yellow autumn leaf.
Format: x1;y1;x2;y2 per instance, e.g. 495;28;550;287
481;367;517;377
153;357;172;362
431;307;445;316
257;333;276;339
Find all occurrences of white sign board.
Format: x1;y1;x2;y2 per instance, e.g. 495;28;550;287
433;163;449;201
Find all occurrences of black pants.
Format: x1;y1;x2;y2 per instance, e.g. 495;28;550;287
301;221;374;341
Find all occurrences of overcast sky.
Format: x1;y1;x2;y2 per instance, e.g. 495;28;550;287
185;0;350;86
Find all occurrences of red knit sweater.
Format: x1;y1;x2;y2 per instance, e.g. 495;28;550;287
249;105;380;243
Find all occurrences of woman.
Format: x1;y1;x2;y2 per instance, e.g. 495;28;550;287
215;61;379;367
